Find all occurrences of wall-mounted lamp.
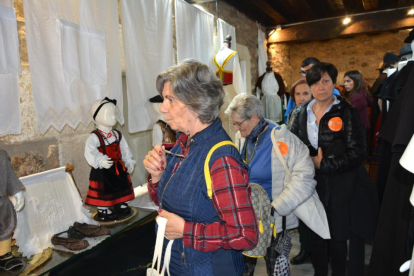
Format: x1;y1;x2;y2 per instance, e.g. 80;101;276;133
343;17;351;25
408;8;414;15
276;25;282;31
268;29;276;36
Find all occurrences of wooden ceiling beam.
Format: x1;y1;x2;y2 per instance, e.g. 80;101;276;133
361;0;378;11
248;0;288;24
268;8;414;43
398;0;413;7
342;0;366;13
277;0;318;23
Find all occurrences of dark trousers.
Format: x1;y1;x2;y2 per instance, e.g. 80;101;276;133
243;234;281;276
309;230;365;276
298;220;311;252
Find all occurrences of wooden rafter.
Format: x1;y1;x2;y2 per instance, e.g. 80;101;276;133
342;0;366;13
361;0;378;11
248;0;288;24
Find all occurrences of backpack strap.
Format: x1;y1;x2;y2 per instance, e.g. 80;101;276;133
204;141;238;199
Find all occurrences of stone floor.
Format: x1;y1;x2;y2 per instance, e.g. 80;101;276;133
253;230;373;276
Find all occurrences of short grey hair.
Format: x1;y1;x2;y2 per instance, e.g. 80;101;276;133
225;93;264;120
156;59;224;124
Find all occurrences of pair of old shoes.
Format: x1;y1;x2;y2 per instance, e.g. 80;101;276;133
51;222;110;251
0;252;26;274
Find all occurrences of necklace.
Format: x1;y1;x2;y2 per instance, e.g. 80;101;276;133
97;129;114;138
243;126;267;164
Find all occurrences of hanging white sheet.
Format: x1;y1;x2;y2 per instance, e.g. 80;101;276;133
23;0;122;134
14;167;98;258
0;3;21;136
258;28;268;76
175;0;215;68
120;0;174;133
217;19;236;52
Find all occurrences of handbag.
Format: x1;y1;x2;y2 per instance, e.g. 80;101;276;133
273;216;292;276
147;217;174;276
271;128;331;239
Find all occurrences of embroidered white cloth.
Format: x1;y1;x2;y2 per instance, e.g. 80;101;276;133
14;167;98;258
0;3;21;136
23;0;123;134
120;0;174;133
175;0;215;68
217;19;236;51
258;29;268;76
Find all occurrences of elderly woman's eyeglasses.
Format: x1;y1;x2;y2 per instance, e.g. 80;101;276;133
231;117;249;128
299;70;308;76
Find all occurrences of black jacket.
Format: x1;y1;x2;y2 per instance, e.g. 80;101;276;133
290;96;378;240
289;95;366;175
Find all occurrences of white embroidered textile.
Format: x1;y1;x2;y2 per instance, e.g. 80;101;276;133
23;0;123;134
14;167;98;258
0;3;21;136
175;0;215;69
217;19;236;51
120;0;174;133
258;29;268;76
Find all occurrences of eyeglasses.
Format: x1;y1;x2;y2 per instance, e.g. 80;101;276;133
230;117;250;128
299;70;307;76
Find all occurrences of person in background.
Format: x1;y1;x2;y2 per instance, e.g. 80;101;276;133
343;70;373;133
290;62;371;276
143;59;258;276
287;79;312;128
226;93;317;275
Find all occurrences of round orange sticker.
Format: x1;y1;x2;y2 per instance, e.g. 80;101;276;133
277;141;289;156
328;117;343;132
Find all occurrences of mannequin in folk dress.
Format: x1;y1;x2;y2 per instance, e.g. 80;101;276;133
84;98;136;222
149;95;176;150
255;61;286;123
215;35;245;141
0;150;26;273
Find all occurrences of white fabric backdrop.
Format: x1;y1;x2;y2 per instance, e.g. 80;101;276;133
258;28;268;76
175;0;214;68
15;167;98;257
217;19;236;52
0;3;21;136
120;0;174;133
23;0;122;134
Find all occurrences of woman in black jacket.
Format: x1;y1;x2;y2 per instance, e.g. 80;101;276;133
290;63;372;276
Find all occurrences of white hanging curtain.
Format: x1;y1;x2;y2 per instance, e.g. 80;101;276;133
23;0;122;134
217;18;236;52
258;28;268;76
175;0;214;68
0;3;21;136
120;0;174;133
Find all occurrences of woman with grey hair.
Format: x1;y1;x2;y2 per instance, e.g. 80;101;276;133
143;60;258;275
226;93;317;275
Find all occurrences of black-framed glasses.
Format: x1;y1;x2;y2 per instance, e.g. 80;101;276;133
230;117;249;128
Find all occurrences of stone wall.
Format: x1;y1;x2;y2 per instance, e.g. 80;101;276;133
269;32;406;89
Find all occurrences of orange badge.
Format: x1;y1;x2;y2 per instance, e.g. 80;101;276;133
277;141;289;156
328;117;343;132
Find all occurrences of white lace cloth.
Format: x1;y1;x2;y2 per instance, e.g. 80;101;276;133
14;167;98;258
23;0;123;134
0;4;21;136
120;0;174;133
217;19;236;52
175;0;215;69
0;5;21;74
58;19;107;86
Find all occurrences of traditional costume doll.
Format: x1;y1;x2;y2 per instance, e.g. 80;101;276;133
84;98;136;221
0;150;26;273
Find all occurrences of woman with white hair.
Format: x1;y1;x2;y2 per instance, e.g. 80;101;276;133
225;93;317;275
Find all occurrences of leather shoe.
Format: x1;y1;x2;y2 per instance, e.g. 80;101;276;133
290;250;310;265
96;209;118;221
74;222;110;237
51;233;89;251
112;203;131;219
